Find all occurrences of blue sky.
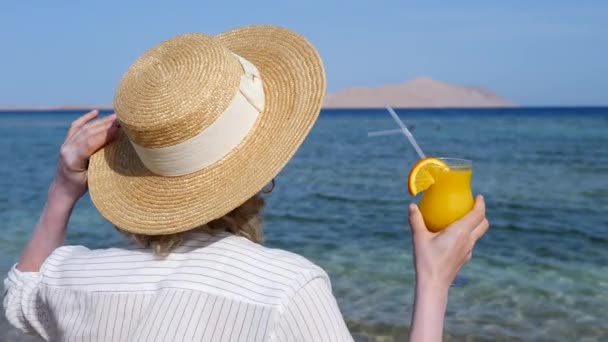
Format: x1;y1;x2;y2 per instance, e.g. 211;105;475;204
1;1;606;107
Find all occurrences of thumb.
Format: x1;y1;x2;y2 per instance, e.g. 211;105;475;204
408;203;428;237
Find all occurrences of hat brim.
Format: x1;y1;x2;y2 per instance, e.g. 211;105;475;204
88;25;326;235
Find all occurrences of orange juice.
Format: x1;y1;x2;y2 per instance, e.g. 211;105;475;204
418;158;474;232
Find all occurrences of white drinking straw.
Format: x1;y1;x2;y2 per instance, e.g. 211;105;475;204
385;106;426;159
367;129;407;137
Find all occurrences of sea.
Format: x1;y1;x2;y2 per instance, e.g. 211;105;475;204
1;108;607;341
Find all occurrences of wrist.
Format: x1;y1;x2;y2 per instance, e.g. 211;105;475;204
48;180;79;210
415;275;450;300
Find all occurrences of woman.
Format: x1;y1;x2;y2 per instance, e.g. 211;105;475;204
3;25;489;341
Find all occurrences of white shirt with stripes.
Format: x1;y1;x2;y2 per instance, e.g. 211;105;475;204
3;231;354;341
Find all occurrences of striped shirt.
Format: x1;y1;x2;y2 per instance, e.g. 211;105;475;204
3;231;354;341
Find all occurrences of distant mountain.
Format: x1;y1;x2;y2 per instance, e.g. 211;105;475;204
323;77;514;108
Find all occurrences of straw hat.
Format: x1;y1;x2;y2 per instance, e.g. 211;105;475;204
88;25;326;235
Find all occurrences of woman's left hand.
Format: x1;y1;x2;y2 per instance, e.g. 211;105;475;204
16;110;119;272
51;110;119;203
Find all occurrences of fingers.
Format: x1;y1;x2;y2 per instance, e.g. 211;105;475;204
81;119;119;155
69;113;117;143
456;195;486;233
408;204;432;239
69;118;119;170
471;217;490;242
67;110;99;138
462;217;489;266
85;113;117;131
68;112;116;143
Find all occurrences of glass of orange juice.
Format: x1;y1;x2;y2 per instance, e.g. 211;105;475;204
416;158;474;232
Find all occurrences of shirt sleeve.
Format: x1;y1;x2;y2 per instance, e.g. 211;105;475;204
273;273;354;342
3;264;52;340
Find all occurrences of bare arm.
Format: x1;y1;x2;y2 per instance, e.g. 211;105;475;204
17;110;119;272
409;280;449;342
408;196;490;342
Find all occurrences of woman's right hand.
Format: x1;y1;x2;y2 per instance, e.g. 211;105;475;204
409;195;490;291
407;196;489;342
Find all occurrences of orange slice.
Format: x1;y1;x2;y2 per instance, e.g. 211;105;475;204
408;158;449;196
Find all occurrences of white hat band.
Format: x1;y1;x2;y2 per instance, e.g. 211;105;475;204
130;54;265;177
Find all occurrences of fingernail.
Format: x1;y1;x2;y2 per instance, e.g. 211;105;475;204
409;203;417;213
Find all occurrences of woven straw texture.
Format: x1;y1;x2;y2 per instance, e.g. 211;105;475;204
88;25;326;235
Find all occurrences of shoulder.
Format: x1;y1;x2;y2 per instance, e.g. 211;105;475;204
38;244;158;289
38;236;332;305
41;244;143;270
219;236;337;310
223;234;329;280
220;235;334;299
41;244;93;271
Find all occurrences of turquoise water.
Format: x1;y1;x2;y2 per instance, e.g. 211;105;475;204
1;108;607;341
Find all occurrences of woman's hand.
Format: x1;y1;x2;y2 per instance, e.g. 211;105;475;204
407;195;489;342
17;110;119;272
409;195;489;290
51;110;119;204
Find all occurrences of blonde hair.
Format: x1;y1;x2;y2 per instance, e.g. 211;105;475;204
116;189;270;256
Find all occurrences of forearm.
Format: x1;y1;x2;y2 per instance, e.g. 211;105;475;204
16;182;76;272
409;278;449;342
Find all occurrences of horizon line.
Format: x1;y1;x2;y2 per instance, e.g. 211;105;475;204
1;105;608;112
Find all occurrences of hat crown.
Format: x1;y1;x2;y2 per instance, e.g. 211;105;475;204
114;34;243;148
